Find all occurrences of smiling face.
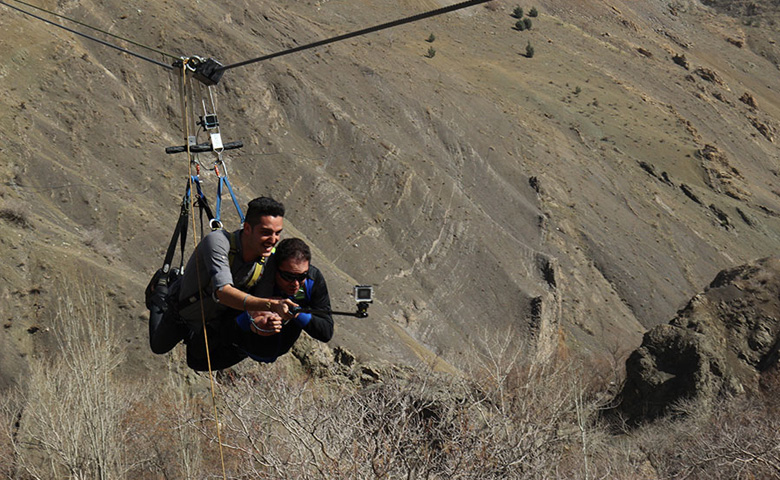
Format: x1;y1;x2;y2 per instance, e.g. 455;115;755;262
275;258;310;296
242;215;284;261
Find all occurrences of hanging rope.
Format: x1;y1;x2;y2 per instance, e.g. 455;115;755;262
179;60;228;480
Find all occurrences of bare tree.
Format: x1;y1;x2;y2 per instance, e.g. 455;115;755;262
9;284;134;479
3;289;778;480
197;328;603;479
637;396;780;479
0;393;23;478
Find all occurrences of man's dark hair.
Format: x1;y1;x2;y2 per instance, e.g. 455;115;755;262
275;238;311;264
245;197;285;226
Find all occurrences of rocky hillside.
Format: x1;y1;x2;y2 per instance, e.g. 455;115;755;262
1;0;779;382
615;256;780;424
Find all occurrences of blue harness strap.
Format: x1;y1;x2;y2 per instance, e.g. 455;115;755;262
214;176;245;227
160;175;214;273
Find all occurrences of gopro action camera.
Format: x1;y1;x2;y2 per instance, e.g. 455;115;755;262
354;285;374;303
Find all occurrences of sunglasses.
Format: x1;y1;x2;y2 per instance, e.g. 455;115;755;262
278;269;308;283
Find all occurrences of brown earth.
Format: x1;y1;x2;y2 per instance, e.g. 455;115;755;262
1;0;779;384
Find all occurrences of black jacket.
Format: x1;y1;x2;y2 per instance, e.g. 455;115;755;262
186;264;333;371
233;264;333;362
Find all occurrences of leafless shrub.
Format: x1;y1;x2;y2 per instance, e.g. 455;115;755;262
6;284;136;479
464;330;590;478
0;394;22;478
0;202;32;229
208;369;358;478
200;328;610;479
121;353;207;479
165;362;207;479
484;1;501;12
636;396;780;479
2;297;778;480
0;280;217;479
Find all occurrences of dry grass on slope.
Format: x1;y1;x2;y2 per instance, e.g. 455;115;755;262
0;283;778;478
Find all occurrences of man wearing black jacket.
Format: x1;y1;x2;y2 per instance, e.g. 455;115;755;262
187;237;334;370
231;237;333;363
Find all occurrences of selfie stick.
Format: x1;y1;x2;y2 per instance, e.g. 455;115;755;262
291;304;370;318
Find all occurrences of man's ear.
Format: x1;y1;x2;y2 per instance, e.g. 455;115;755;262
242;222;252;234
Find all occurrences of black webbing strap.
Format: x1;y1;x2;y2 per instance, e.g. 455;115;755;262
161;194;190;274
161;178;217;273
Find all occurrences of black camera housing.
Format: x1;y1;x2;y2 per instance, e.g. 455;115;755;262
354;285;374;303
199;114;219;130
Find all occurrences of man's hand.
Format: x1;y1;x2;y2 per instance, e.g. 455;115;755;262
216;285;297;320
249;311;282;336
272;299;298;320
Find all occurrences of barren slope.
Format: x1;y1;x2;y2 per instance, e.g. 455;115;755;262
1;0;779;381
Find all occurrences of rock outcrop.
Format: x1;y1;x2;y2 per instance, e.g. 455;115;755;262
614;257;780;424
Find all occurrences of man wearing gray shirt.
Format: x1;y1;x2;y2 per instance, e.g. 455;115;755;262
148;196;295;368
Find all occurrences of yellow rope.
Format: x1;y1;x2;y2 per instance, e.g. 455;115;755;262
179;60;228;479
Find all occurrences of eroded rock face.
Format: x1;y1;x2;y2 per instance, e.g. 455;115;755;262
614;257;780;424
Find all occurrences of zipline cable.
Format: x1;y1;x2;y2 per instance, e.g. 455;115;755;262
7;0;179;61
0;0;175;70
3;0;491;80
218;0;492;71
